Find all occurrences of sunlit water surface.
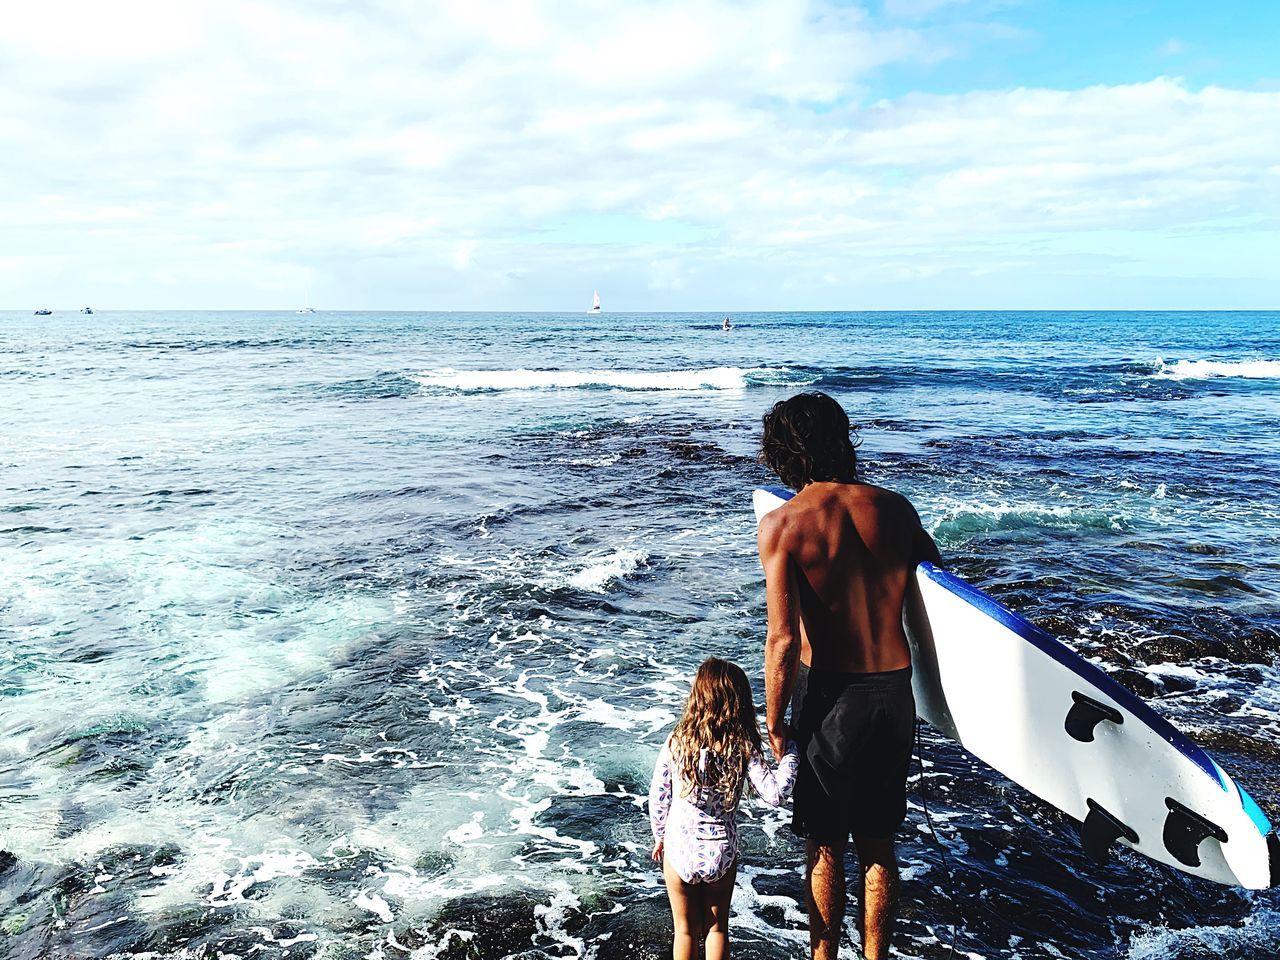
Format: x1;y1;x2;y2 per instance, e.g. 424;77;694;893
1;310;1278;959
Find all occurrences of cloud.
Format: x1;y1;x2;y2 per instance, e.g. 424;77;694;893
1;1;1277;309
1159;37;1187;56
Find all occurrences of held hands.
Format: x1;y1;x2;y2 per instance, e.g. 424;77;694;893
651;840;664;864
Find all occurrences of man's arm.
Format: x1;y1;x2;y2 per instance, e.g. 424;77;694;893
905;498;942;566
758;513;801;760
913;526;942;566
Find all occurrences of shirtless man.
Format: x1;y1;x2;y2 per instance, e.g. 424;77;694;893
756;392;940;960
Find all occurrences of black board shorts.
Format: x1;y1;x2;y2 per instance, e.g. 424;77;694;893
789;663;915;843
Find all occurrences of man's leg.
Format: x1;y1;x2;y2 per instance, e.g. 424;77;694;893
806;839;847;960
852;835;898;960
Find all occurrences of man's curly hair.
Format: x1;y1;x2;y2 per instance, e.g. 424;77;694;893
760;392;860;491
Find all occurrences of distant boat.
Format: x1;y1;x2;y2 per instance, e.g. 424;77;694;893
589;289;601;313
33;308;52;315
81;307;93;315
297;287;316;314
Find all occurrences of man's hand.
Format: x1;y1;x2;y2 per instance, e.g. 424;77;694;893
768;725;790;761
760;513;802;767
650;840;663;864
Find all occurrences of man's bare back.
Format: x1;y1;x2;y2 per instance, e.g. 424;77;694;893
756;393;941;960
759;481;939;675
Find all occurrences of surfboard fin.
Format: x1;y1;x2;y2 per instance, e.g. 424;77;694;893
1065;691;1123;743
1080;798;1139;864
1163;797;1228;867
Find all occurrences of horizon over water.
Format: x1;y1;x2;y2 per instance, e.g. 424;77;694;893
2;309;1278;959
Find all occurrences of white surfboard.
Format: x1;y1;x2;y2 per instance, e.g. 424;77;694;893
753;485;1278;889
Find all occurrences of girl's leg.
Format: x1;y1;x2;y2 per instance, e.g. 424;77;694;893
702;860;737;960
663;856;702;960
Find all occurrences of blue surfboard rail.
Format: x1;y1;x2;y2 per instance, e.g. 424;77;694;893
753;485;1273;840
918;562;1274;838
917;563;1227;792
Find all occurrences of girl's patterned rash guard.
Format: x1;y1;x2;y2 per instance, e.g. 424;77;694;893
648;736;800;883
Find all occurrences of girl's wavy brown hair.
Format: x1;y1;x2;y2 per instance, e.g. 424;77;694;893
760;391;860;491
670;657;763;808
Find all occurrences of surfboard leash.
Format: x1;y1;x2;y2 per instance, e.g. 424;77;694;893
914;719;960;960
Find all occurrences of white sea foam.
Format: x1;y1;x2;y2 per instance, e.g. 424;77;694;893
564;548;648;593
353;890;395;923
1151;357;1280;380
413;366;769;392
1128;906;1280;959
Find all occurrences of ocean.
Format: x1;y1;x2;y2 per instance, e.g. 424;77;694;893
1;309;1277;959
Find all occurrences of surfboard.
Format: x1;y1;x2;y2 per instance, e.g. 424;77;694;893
753;485;1278;890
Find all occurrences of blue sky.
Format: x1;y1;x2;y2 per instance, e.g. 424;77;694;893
867;1;1280;96
2;0;1278;310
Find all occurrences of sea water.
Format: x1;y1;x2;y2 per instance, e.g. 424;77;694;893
1;310;1277;959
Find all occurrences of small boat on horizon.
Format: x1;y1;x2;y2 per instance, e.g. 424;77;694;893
34;308;52;315
297;287;316;314
81;307;93;315
588;289;601;313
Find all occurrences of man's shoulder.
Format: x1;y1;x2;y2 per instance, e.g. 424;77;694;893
840;481;912;509
840;483;923;531
758;493;814;554
757;501;793;541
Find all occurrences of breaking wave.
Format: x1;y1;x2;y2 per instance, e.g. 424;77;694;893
412;366;813;392
1150;358;1280;381
560;548;649;593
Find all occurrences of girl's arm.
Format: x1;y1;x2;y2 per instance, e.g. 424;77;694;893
746;741;799;806
648;739;674;841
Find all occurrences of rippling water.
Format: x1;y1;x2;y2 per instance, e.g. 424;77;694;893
2;310;1278;959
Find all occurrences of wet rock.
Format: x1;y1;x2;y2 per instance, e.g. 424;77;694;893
1132;633;1211;664
140;902;255;955
533;793;636;851
664;441;715;461
418;893;543;959
1148;671;1198;696
1109;667;1158;699
310;848;389;889
196;921;322;959
414;850;456;876
587;895;672;960
34;717;179;788
0;844;188;959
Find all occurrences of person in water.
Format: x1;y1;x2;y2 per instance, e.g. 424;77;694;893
649;657;799;960
722;316;733;330
756;392;941;960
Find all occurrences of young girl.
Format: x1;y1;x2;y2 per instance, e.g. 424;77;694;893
649;657;799;960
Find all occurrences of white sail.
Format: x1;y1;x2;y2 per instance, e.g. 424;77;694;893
590;290;601;311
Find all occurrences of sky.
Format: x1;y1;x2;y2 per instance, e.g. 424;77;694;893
2;0;1279;311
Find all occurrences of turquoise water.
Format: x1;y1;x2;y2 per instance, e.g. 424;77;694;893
1;310;1278;958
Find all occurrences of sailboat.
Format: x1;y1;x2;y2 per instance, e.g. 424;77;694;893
297;288;316;314
588;289;601;313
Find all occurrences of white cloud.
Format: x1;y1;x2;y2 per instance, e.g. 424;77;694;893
1;1;1277;309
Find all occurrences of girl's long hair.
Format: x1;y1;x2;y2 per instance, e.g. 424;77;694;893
669;657;763;807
